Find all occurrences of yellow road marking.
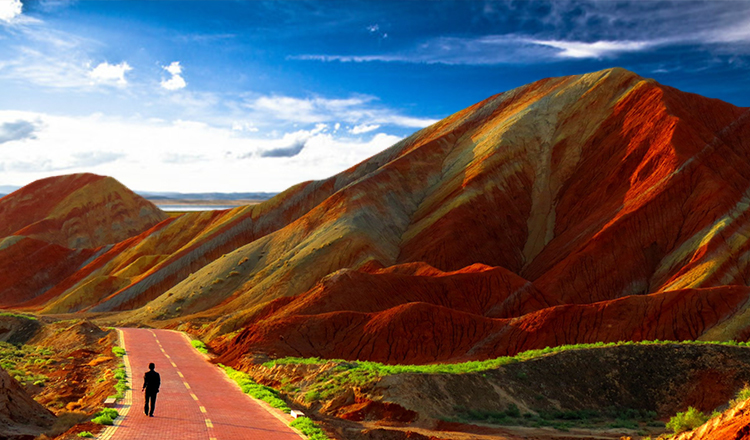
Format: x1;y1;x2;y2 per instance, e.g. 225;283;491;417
177;371;184;378
190;392;199;401
199;406;207;413
205;419;213;428
183;381;191;389
170;361;177;367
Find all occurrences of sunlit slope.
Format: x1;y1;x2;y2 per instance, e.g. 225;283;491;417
142;68;749;322
0;173;167;249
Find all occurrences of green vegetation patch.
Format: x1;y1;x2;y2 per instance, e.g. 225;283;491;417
265;339;750;377
111;346;126;357
0;341;54;387
731;385;750;408
666;406;709;434
0;312;37;321
220;364;290;412
77;432;94;438
289;416;331;440
190;339;209;355
107;348;129;402
92;407;119;425
449;405;659;431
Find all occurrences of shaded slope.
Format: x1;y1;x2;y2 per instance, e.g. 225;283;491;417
0;236;97;306
0;367;55;439
216;281;750;363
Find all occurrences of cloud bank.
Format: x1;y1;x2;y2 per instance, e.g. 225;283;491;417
0;111;402;192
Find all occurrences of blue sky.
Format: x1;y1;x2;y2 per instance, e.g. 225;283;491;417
1;0;749;192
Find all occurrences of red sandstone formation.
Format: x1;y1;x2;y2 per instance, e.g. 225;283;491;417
0;173;167;249
3;68;750;365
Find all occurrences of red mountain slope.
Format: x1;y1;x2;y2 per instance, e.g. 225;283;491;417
4;68;750;366
0;173;167;249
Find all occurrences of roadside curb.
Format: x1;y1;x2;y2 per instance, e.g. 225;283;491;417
97;328;133;440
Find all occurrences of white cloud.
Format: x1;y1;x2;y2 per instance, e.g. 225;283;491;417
351;124;380;134
293;34;659;65
0;0;22;23
245;95;437;128
528;39;654;59
89;61;132;86
161;61;187;90
0;110;404;193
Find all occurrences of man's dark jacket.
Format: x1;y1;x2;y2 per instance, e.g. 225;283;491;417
143;370;160;393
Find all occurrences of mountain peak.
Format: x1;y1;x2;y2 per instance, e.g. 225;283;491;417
0;173;168;249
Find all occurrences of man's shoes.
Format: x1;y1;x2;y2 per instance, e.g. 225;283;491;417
149;414;154;417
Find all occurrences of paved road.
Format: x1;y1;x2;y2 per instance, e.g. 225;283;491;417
101;328;303;440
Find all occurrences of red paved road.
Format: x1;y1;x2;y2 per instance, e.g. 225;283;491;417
103;328;303;440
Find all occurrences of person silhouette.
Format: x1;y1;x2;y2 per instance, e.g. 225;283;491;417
142;362;160;417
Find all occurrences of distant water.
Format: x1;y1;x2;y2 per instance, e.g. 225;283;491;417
157;204;243;212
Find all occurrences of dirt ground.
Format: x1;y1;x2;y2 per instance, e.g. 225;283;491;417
0;315;121;439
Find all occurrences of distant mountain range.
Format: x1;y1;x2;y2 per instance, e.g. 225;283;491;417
0;187;278;202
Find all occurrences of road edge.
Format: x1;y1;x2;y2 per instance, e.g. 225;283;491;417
98;328;133;440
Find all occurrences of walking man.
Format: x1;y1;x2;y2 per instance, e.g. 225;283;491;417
142;362;160;417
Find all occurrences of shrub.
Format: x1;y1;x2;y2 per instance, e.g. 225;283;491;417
731;385;750;407
505;403;521;418
666;407;709;434
92;414;114;425
289;417;331;440
304;390;321;402
111;347;126;357
77;432;94;438
191;339;209;355
93;408;118;420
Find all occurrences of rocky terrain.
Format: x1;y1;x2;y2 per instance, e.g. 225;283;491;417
0;366;55;440
0;315;121;439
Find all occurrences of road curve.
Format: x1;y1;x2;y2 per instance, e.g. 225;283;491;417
101;328;303;440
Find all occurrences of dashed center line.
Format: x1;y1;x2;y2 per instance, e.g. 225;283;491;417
149;330;216;438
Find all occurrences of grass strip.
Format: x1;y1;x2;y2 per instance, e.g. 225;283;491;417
219;364;332;439
220;364;291;412
290;417;330;440
0;312;37;320
264;339;750;376
107;347;129;401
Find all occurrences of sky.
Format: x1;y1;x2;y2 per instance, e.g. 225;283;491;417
1;1;749;193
